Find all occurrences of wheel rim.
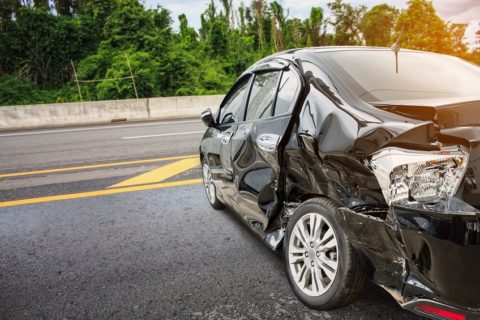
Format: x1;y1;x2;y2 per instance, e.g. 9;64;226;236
288;212;339;296
202;163;216;204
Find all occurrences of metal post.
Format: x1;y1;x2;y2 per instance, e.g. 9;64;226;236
70;60;83;102
125;54;139;99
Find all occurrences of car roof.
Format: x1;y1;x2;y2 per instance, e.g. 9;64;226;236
245;46;428;73
282;46;425;54
311;46;422;53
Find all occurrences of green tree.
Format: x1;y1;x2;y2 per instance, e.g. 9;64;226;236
0;74;76;104
82;0;117;25
102;0;171;51
0;0;477;106
33;0;49;10
270;1;286;51
94;51;160;99
473;27;480;65
220;0;233;28
54;0;73;16
476;27;480;48
178;14;198;49
449;23;469;58
327;0;366;45
77;0;174;100
285;18;307;48
0;0;21;31
238;3;246;34
2;7;97;88
200;0;229;57
360;4;398;46
306;7;324;46
252;0;267;54
395;0;453;54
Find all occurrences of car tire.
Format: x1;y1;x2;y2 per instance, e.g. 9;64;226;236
283;197;365;310
201;159;225;210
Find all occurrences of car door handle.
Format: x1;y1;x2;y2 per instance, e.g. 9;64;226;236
221;132;234;144
256;134;280;152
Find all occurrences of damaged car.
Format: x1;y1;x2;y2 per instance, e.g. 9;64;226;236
199;47;480;320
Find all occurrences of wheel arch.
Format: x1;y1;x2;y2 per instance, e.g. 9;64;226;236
280;195;375;280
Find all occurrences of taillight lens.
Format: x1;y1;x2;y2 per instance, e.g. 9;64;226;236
415;304;466;320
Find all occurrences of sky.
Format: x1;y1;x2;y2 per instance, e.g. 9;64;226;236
144;0;479;48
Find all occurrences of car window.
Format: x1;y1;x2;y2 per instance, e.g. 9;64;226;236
274;69;300;116
302;61;337;91
245;71;281;121
316;50;480;102
219;77;251;124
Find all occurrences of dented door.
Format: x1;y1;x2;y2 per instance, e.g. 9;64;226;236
231;66;302;231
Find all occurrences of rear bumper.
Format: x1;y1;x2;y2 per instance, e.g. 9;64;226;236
336;203;480;317
402;299;480;320
394;205;480;312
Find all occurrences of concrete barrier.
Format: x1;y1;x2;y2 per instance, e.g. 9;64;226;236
0;94;225;131
148;95;223;119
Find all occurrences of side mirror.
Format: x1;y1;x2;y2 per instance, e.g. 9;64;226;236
201;108;216;127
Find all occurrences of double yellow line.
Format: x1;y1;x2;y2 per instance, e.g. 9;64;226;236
0;155;203;208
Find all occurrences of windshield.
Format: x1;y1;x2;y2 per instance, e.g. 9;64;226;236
316;50;480;102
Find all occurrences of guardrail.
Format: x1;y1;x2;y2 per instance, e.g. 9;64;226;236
0;95;225;131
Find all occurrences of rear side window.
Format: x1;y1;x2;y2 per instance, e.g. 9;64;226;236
274;69;300;116
246;71;281;121
219;77;251;124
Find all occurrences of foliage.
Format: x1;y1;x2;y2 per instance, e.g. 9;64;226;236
327;0;366;45
0;75;76;105
395;0;453;54
360;4;398;46
0;7;98;89
449;23;469;59
0;0;478;106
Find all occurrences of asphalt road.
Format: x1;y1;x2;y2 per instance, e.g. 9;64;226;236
0;119;416;319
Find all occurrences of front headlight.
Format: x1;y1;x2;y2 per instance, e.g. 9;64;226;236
370;146;469;206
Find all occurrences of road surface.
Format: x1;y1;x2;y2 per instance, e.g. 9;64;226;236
0;119;416;319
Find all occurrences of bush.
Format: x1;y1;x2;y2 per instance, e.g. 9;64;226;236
0;76;76;106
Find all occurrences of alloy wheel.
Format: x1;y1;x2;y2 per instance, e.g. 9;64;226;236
288;212;339;296
202;163;216;204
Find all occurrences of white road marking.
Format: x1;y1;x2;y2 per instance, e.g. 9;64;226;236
121;131;204;140
0;120;200;138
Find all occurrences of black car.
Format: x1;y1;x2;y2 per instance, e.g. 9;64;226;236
199;47;480;320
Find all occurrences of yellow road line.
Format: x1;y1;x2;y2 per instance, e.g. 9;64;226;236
0;155;197;179
0;179;203;208
109;158;201;188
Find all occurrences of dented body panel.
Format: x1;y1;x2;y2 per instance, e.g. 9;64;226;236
199;47;480;317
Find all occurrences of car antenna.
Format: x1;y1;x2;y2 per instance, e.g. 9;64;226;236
390;31;403;74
